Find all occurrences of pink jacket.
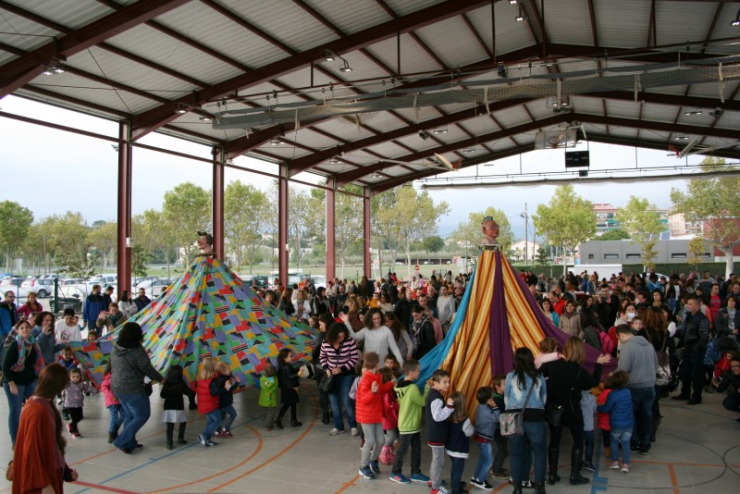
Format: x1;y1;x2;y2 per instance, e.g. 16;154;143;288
100;373;120;407
381;385;399;430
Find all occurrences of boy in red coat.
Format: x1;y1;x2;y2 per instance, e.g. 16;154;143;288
356;352;393;480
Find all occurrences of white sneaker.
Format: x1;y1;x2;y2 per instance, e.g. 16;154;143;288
351;427;359;436
329;428;345;436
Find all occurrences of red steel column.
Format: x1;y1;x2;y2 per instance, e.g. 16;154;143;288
325;178;336;281
212;147;225;260
278;164;289;286
363;187;371;278
116;122;132;295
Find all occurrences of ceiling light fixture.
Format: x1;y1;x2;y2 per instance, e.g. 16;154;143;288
462;147;477;154
43;61;65;75
675;135;690;141
516;4;526;22
322;50;336;62
339;60;353;73
684;110;702;116
419;130;430;140
329;157;341;164
226;158;234;165
509;0;517;4
432;126;448;134
498;63;508;78
732;8;740;26
199;115;212;122
270;137;282;145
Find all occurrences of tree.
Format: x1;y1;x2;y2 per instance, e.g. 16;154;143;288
162;183;211;266
532;184;596;275
687;236;706;270
287;185;310;268
596;229;631;241
225;181;270;273
131;244;149;278
87;221;118;272
335;185;363;278
617;196;665;271
671;157;740;276
450;207;514;255
371;189;400;278
378;186;449;278
423;236;445;253
535;246;550;267
0;201;33;271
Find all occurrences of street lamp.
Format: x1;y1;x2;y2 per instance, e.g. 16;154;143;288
520;202;528;267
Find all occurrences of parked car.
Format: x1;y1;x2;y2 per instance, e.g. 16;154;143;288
20;277;54;298
0;276;25;289
51;286;86;313
138;278;172;299
310;275;327;290
242;274;269;288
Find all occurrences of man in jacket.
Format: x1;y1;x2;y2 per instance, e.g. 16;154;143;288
83;285;108;331
0;290;18;372
134;287;152;312
616;325;658;454
673;295;710;405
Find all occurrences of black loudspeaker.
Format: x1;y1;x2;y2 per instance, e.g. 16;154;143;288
579;170;588;177
565;150;590;168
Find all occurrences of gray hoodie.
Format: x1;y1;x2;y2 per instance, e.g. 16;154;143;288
110;343;163;396
616;335;658;389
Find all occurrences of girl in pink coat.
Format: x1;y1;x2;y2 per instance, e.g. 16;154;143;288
379;367;400;465
100;362;124;443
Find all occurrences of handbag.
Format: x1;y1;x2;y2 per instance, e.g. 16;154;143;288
654;333;672;386
544;402;564;427
500;377;536;437
319;372;334;393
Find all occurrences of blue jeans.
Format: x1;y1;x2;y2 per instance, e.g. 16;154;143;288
220;405;237;432
473;441;493;481
509;420;547;483
3;380;38;445
610;427;633;464
329;373;357;430
108;404;124;433
450;456;465;490
680;350;704;402
629;387;655;451
202;410;221;440
114;392;151;450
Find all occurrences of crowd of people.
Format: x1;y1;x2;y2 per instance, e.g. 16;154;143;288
2;264;740;493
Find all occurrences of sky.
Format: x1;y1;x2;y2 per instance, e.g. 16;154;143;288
0;95;709;241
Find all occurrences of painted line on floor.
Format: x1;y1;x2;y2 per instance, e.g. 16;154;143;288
591;439;608;493
334;474;359;493
146;424;263;494
206;396;319;492
667;463;680;494
631;460;725;467
72;480;141;494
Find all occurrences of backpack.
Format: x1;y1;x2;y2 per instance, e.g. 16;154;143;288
584;325;614;355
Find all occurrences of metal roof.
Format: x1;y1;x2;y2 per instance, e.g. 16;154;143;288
1;0;739;193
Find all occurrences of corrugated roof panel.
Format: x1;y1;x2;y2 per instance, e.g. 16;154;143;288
570;96;605;114
218;0;338;52
486;138;515;151
0;10;59;51
391;106;440;125
707;8;740;55
525;99;558;120
641;102;682;123
63;47;194;100
596;0;651;49
489;105;530;128
455;113;499;135
15;86;122;120
687;82;728;99
604;99;641;120
434;102;480;115
8;0;112;30
676;112;712;127
545;0;594;46
253;145;312;161
466;3;534;58
382;0;446;17
106;24;242;87
363;33;450;77
155;2;288;69
647;86;688;96
655;2;716;48
608;126;639;139
292;127;341;149
355;142;413;160
413;16;490;68
302;0;390;35
0;51;16;65
310;118;378;142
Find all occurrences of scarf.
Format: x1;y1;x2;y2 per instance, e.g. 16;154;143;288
411;316;427;351
11;334;45;374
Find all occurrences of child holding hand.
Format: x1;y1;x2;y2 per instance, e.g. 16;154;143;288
357;352;392;479
426;369;454;494
213;361;238;437
379;367;399;465
446;391;474;494
470;386;499;490
259;361;279;431
598;371;633;473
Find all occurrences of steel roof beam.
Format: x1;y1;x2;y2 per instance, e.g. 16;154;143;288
130;0;493;139
0;0;190;98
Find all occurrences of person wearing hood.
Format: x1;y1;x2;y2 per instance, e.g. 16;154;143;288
111;322;163;454
83;284;108;331
616;324;658;455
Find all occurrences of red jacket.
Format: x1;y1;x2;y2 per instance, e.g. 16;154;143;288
596;387;612;431
196;377;219;414
356;371;392;424
381;384;400;430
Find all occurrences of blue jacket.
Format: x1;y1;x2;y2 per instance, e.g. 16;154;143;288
0;302;16;338
83;294;108;326
504;372;547;410
474;403;500;441
31;326;66;366
598;387;634;430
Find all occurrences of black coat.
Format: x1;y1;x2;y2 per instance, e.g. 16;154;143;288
160;380;195;411
541;359;602;427
278;363;300;405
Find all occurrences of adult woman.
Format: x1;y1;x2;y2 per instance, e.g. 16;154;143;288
384;312;414;362
278;288;295;316
293;290;312;321
319;322;360;436
311;287;330;316
540;299;560;327
312;313;334;424
559;300;582;339
541;337;611;486
341;307;404;365
11;363;78;493
2;319;42;446
651;290;665;308
111;322;164;454
410;305;436;360
31;311;64;369
643;307;674;441
17;291;44;321
344;296;364;332
393;287;412;329
118;290;138;319
715;295;740;338
377;293;393;313
504;347;548;494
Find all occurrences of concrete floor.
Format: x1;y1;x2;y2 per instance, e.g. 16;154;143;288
1;382;738;494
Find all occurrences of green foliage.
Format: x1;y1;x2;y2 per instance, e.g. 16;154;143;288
87;221;118;272
58;248;98;279
0;201;34;269
671;157;740;275
617;196;665;271
451;207;514;253
687;236;707;270
225;181;270;274
334;185;364;278
162;182;211;265
535;246;550;267
532;184;596;275
131;244;149;278
423;236;445;253
595;229;631;241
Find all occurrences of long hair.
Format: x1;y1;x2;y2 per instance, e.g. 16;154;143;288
513;347;538;389
117;322;143;348
364;307;384;329
277;348;293;369
33;363;69;456
198;357;218;381
563;337;585;365
162;364;185;396
644;306;668;339
449;391;468;423
34;311;55;328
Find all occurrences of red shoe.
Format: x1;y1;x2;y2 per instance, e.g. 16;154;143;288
221;430;233;437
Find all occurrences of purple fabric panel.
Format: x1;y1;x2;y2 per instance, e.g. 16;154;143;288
503;261;616;374
489;253;515;375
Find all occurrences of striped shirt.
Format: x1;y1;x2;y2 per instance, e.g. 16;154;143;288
319;338;359;375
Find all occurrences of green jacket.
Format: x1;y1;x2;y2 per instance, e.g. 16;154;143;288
258;376;278;407
395;379;429;434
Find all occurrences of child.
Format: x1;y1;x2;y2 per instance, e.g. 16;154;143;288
491;375;509;478
390;359;430;485
379;367;399;466
259;361;279;431
426;369;454;494
598;370;634;473
83;332;99;396
595;383;612;458
470;386;498;490
384;354;399;372
196;357;222;447
446;391;474;494
62;368;96;438
213;361;238;437
581;388;597;471
161;365;195;449
100;362;124;443
349;358;364;438
535;337;561;369
276;348;302;429
58;347;79;371
356;352;390;479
